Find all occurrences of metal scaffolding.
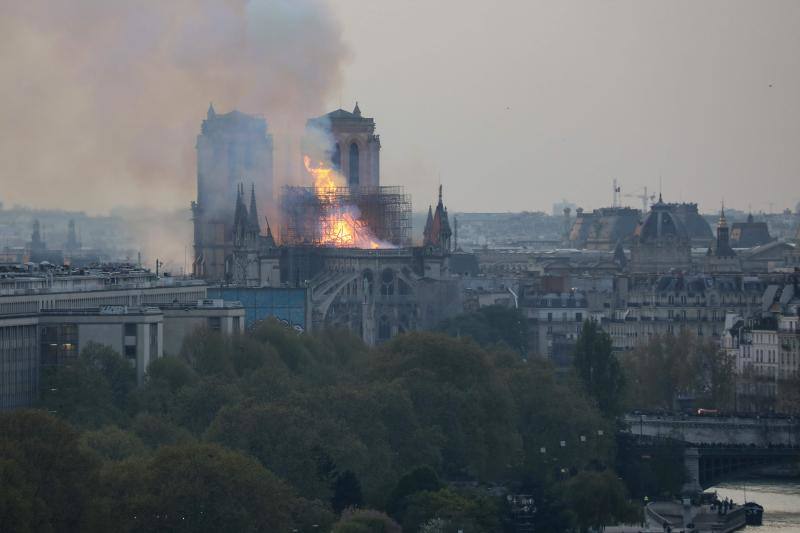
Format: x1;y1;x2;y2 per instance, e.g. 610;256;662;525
280;185;412;247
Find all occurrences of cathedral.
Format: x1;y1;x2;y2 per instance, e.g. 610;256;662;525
191;103;462;344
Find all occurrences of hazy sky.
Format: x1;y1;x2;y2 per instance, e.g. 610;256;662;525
1;1;798;216
326;0;800;214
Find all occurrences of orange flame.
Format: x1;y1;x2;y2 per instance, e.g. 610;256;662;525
303;155;394;250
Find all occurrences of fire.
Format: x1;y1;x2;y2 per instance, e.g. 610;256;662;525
304;155;342;199
303;155;394;250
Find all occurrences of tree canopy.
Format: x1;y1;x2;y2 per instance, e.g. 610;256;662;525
10;318;645;532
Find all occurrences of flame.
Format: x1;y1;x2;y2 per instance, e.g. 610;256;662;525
304;155;342;199
303;156;394;250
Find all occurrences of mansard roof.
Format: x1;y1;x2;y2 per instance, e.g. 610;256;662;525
635;198;689;243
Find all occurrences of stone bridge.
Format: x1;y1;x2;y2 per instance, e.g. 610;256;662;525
621;414;800;493
622;413;800;446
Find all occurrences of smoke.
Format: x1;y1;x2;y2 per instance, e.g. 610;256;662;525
0;0;348;215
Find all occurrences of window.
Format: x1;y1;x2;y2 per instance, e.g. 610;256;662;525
125;323;137;337
150;323;158;358
547;312;553;322
348;143;359;185
332;143;341;170
208;317;221;331
575;312;583;323
124;344;136;360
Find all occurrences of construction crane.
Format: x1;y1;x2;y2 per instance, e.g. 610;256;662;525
621;186;655;212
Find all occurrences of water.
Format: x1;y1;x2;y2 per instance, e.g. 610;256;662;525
711;479;800;531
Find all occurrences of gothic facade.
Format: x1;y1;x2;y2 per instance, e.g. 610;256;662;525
192;105;274;280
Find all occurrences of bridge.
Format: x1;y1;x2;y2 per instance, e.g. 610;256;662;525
621;413;800;493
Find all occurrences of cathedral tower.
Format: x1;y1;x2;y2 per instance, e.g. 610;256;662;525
192;104;274;280
305;103;380;187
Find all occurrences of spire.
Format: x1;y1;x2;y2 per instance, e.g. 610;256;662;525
438;184;443;206
353;101;361;117
263;216;276;248
248;183;260;231
207;102;216;119
718;201;728;228
423;205;434;245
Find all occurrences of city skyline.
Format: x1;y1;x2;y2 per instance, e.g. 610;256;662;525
1;1;798;216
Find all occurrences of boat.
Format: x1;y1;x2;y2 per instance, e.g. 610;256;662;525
743;502;764;526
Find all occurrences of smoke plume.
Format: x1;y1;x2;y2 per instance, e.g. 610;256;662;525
0;0;348;214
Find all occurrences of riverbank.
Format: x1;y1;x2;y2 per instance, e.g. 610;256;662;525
713;478;800;532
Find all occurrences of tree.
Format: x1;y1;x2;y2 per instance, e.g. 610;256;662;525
0;410;100;533
93;443;296;533
563;470;639;532
39;343;136;428
573;320;625;417
374;333;521;480
332;508;401;533
624;331;736;411
400;488;501;533
332;470;364;513
437;305;528;354
387;466;442;516
80;426;146;461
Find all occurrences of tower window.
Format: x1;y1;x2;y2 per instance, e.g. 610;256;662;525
349;143;359;185
332;143;341;170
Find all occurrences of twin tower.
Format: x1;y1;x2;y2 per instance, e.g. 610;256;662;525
192;103;381;280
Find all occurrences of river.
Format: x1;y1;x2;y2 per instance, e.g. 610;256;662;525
711;479;800;531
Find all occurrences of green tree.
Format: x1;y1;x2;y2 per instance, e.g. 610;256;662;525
387;466;442;517
573;321;625;417
400;488;501;533
206;402;368;501
332;470;364;513
373;333;521;481
437;305;528;354
0;410;100;533
562;470;640;532
130;413;193;449
93;443;296;533
39;343;136;428
80;426;146;461
332;508;401;533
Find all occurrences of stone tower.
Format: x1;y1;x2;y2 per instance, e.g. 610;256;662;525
192;104;273;280
305;103;380;187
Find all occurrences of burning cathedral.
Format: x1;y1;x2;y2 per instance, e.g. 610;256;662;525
191;103;461;344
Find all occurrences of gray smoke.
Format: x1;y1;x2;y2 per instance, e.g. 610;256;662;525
0;0;348;215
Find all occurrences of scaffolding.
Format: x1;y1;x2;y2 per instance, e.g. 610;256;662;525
280;185;412;247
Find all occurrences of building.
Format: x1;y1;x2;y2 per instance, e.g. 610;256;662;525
568;207;641;250
192;105;274;280
0;314;38;409
666;202;714;248
606;273;765;351
160;299;246;356
0;264;244;407
305;103;380;188
731;213;773;248
39;306;164;385
703;207;741;273
629;196;693;273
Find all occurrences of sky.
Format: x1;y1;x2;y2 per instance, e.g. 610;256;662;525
326;0;800;214
1;1;798;216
